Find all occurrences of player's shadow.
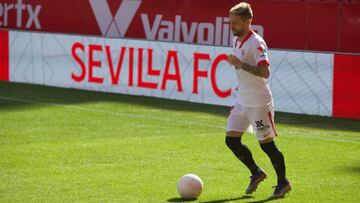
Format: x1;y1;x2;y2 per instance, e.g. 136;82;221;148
349;166;360;174
199;195;254;203
167;197;198;202
167;195;254;203
199;195;286;203
341;165;360;175
244;196;282;203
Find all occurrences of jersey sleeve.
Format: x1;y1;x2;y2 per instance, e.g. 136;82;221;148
254;40;270;66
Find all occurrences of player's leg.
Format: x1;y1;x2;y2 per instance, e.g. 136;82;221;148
248;104;291;198
225;104;267;194
225;131;261;176
259;138;291;198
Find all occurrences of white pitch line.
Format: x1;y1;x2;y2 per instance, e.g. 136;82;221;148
0;95;359;145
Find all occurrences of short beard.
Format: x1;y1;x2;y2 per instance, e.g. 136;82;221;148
232;30;244;37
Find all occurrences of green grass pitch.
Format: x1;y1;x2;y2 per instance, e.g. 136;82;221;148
1;81;360;202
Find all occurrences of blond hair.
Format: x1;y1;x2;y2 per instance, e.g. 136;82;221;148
229;2;253;20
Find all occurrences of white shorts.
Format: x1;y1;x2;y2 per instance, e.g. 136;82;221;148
226;103;278;141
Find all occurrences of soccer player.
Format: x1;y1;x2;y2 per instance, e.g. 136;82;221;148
225;2;291;198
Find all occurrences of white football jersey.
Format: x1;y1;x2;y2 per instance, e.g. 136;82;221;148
232;29;273;107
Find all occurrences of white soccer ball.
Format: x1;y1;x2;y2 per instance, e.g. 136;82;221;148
177;174;203;199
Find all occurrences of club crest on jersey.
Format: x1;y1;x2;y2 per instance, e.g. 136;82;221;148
257;43;267;55
241;49;246;57
257;46;267;54
257;45;267;57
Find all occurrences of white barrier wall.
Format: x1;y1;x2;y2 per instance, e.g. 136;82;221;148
9;31;333;116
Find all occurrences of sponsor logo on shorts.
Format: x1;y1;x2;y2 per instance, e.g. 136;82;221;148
263;132;271;137
255;120;270;132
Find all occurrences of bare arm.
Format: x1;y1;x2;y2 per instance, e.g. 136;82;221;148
240;62;270;78
227;54;270;78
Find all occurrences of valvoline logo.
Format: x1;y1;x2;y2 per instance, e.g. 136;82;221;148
89;0;264;46
89;0;141;38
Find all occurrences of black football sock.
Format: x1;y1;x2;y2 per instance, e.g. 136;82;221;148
260;141;286;184
225;136;261;175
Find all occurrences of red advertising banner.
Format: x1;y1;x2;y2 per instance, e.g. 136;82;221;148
333;54;360;120
0;0;359;53
0;30;9;81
